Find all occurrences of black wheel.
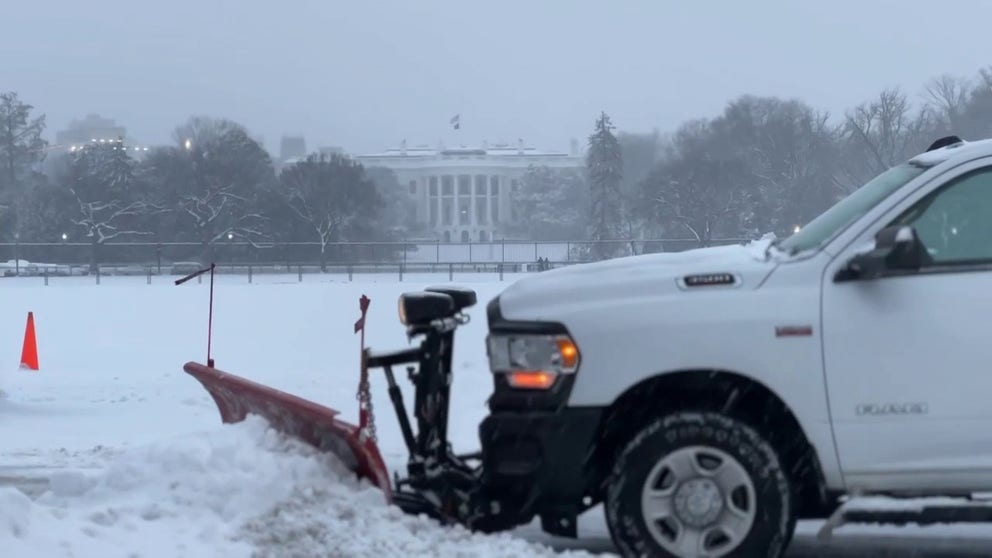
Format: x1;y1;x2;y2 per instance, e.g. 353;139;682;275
604;412;794;558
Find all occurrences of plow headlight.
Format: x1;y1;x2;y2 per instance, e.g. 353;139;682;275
486;334;580;390
398;292;455;326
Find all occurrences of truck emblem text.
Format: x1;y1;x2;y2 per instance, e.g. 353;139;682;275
856;402;929;416
683;273;736;287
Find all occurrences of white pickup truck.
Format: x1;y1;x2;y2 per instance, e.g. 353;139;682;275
475;135;992;557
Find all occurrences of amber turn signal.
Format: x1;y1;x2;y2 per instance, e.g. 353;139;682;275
506;371;557;390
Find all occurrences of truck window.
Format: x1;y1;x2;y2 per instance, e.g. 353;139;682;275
778;163;926;254
891;166;992;264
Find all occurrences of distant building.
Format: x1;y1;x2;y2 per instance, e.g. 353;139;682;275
353;140;583;242
52;114;151;159
55;114;126;148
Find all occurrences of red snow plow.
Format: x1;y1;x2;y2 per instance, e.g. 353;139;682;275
177;265;519;531
182;361;392;496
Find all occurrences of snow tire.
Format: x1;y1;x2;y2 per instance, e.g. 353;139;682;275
604;412;794;558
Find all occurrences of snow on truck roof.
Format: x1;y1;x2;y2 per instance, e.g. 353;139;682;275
909;136;992;167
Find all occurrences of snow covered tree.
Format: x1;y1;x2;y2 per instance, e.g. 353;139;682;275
618;131;665;239
508;165;587;240
364;165;419;240
0;92;48;239
278;153;382;269
586;112;625;259
639;119;758;247
143;117;275;264
57;138;157;272
711;95;840;235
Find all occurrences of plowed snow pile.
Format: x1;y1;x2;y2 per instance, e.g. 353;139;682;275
0;416;591;558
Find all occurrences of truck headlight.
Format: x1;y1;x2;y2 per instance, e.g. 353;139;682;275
486;333;580;390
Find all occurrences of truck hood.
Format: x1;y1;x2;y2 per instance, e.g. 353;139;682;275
497;241;778;321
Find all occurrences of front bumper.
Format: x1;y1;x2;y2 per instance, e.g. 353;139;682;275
478;295;603;537
478;407;602;537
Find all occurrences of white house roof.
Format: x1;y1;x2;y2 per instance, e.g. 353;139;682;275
354;144;575;159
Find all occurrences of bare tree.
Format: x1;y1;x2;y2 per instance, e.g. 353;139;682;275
641;120;757;247
145;117;275;264
54;140;160;272
924;74;971;134
840;87;937;189
712;95;840;234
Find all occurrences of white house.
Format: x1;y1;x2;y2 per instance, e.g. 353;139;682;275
353;140;583;242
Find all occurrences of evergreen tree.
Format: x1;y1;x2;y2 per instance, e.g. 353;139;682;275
586;112;624;259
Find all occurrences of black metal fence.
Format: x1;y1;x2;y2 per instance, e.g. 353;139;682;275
0;238;749;278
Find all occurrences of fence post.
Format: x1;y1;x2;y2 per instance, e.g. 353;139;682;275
44;270;49;286
147;268;152;285
399;263;403;282
449;263;453;281
95;267;100;285
298;265;303;282
499;263;503;282
248;265;253;284
348;265;353;282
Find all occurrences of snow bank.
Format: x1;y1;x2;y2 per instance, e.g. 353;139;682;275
1;416;595;557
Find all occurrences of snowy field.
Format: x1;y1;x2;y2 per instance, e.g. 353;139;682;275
3;273;992;557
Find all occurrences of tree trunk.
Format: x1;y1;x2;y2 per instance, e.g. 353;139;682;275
200;240;213;267
90;237;99;275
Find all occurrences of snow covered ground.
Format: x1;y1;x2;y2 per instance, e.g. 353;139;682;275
3;272;992;557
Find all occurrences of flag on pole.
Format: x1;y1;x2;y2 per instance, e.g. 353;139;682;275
450;114;460;130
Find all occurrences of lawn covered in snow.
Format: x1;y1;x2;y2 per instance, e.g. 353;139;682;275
0;272;605;557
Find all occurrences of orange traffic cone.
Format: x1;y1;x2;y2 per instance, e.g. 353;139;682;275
20;312;38;371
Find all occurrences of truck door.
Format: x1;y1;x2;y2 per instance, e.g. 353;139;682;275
822;160;992;492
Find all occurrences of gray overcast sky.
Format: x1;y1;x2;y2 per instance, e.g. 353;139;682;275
5;0;992;155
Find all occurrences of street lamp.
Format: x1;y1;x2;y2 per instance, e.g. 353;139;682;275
184;138;192;151
61;232;68;242
14;232;19;276
227;232;234;240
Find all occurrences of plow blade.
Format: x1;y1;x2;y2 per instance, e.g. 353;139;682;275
183;362;392;499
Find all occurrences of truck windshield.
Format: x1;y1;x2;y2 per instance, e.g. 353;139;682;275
777;163;928;254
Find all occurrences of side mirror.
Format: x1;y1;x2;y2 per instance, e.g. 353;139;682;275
835;225;930;281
